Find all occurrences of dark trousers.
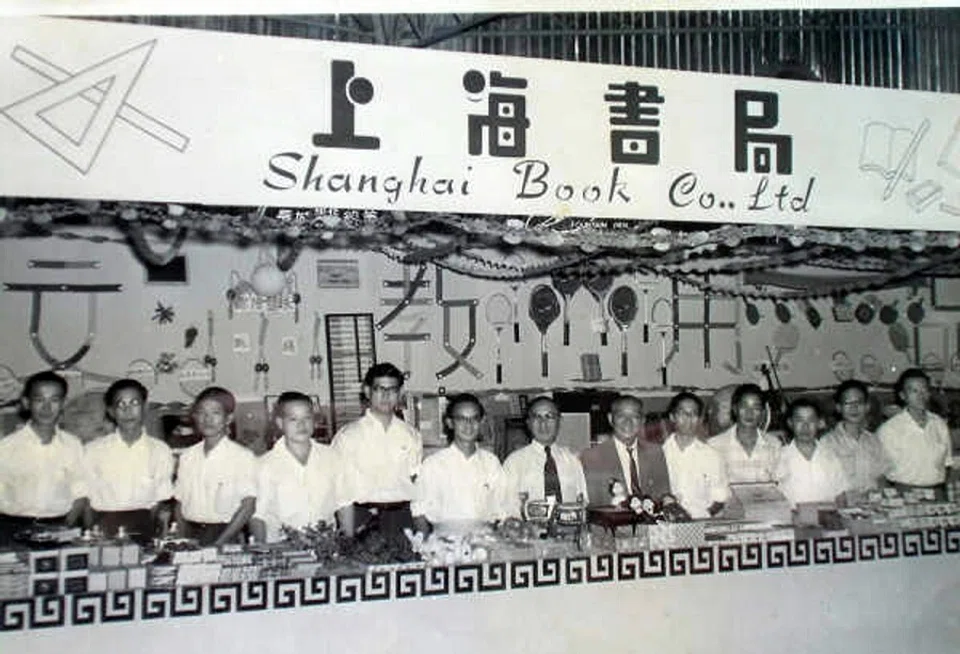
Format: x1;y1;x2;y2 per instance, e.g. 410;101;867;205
0;514;66;547
354;502;414;539
92;509;155;546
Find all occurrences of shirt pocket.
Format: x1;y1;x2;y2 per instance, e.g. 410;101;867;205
213;479;235;515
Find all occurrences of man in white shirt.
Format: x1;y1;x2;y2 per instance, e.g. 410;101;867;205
0;371;88;546
251;391;349;543
776;399;849;507
662;392;730;519
711;384;783;484
412;393;507;533
579;394;671;506
877;369;952;500
332;363;423;538
84;379;174;544
174;387;257;547
503;397;588;516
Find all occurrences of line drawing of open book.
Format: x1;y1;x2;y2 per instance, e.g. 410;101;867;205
859;121;921;181
860;119;931;201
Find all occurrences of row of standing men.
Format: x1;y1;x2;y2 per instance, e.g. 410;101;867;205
0;364;952;548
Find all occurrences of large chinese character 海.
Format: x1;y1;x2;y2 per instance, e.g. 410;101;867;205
605;82;665;165
463;70;530;158
734;90;792;174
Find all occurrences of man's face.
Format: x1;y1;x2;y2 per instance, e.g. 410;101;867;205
447;401;483;447
364;375;402;416
900;377;930;412
609;399;644;445
789;407;820;446
25;381;65;429
711;389;734;432
838;388;868;426
735;393;764;430
527;400;561;446
109;388;145;430
276;400;314;446
194;398;232;440
671;399;702;438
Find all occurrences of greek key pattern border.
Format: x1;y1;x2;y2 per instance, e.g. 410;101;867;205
3;527;958;631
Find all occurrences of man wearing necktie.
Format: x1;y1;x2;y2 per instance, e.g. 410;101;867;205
580;394;672;507
502;397;589;516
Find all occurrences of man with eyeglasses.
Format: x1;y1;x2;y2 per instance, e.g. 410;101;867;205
820;379;887;492
411;393;507;534
502;397;588;516
333;362;423;538
83;378;174;544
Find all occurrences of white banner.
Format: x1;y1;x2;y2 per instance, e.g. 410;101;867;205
1;17;959;230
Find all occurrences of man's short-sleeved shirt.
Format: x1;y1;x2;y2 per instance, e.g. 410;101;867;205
174;438;257;523
0;424;87;518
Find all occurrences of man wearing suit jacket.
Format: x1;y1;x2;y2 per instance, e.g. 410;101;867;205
579;394;671;507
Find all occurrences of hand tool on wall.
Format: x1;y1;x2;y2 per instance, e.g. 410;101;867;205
608;285;639;377
529;285;560;378
550;272;581;346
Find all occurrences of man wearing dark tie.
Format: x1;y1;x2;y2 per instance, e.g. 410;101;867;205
579;394;672;507
502;397;588;516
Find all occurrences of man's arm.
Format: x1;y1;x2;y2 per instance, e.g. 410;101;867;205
214;497;255;547
65;497;89;527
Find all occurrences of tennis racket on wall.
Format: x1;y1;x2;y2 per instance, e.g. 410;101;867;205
529;285;560;378
584;274;614;346
550;273;582;346
485;293;513;384
608;285;639;376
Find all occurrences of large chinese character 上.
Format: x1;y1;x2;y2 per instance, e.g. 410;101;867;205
734;90;792;174
605;82;665;165
463;70;530;158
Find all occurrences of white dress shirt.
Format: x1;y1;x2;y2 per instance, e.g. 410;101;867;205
877;409;952;486
662;434;731;519
253;440;349;543
0;424;87;518
775;441;849;506
174;437;257;523
502;441;589;515
331;410;423;504
710;426;783;484
412;444;508;524
84;430;174;512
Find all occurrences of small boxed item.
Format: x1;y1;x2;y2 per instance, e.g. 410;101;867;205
729;483;793;525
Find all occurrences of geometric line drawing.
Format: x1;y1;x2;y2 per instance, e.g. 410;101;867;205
3;40;187;174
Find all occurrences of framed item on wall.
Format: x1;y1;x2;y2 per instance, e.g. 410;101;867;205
931;276;960;311
143;254;189;285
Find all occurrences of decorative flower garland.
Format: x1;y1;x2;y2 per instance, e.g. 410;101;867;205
2;199;959;300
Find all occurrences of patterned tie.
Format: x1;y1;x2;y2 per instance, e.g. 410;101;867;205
544;445;563;502
629;445;642;495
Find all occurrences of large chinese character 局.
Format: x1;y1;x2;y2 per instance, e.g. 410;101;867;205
605;81;665;165
463;70;530;158
734;90;792;174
